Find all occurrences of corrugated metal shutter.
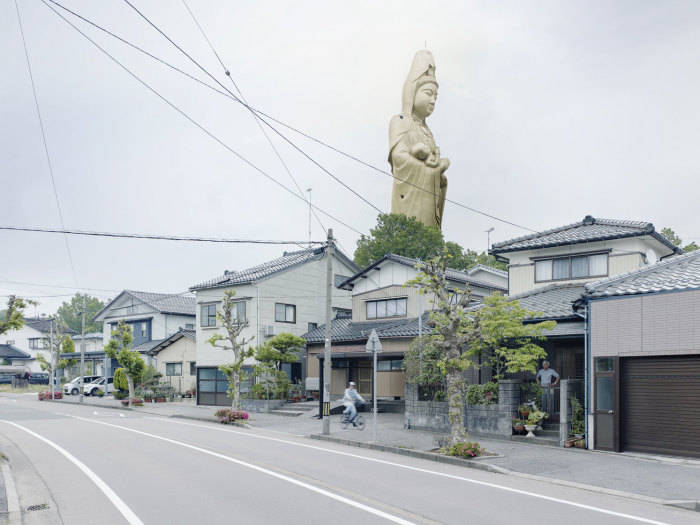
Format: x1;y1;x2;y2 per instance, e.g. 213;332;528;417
622;356;700;458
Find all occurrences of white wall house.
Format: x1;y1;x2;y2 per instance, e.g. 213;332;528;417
148;328;197;394
190;246;358;406
71;332;104;353
0;318;75;373
93;290;196;372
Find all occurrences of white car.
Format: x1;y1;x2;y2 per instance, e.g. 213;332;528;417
63;376;101;396
83;377;114;396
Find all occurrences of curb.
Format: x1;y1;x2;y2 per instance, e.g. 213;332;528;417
309;434;700;513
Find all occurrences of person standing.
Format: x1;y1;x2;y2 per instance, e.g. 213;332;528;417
536;360;560;413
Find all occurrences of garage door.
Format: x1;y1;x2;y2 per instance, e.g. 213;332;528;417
622;355;700;458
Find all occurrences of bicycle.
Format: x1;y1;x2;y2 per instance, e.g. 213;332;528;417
340;403;366;430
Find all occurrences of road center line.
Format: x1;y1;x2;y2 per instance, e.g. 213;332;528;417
0;420;143;525
73;416;414;525
142;416;669;525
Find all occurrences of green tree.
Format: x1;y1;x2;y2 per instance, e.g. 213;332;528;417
113;368;129;392
660;227;699;253
253;333;305;400
444;242;507;272
36;320;76;374
56;293;105;333
407;253;554;445
105;321;145;407
207;290;254;409
0;296;33;336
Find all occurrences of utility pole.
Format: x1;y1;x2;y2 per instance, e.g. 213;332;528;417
485;227;495;253
79;295;86;403
365;329;382;442
306;188;312;246
50;318;55;400
322;228;334;435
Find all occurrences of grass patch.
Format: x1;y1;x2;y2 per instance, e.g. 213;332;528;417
0;384;49;393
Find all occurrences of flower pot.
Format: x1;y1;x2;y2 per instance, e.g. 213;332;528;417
574;439;585;449
564;438;576;448
524;424;537;438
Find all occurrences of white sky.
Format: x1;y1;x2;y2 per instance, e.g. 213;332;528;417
2;0;700;315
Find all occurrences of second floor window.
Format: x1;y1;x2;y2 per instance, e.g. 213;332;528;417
535;253;608;282
201;304;217;327
366;298;407;319
166;362;182;376
275;303;296;323
28;338;47;349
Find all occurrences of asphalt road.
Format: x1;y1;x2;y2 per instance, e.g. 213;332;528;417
0;395;697;525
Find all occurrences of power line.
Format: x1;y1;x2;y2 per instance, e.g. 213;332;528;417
0;225;325;245
123;0;383;216
0;279;120;294
43;0;535;234
13;0;80;286
39;0;365;237
180;0;330;239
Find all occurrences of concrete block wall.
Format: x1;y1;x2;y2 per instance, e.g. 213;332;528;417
404;383;449;432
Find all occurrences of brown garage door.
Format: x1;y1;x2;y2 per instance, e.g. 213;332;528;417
622;355;700;458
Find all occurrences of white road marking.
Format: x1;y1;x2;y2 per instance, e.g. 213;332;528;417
74;416;414;525
0;420;144;525
143;416;671;525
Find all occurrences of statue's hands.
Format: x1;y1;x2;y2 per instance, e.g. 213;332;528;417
438;157;450;173
410;142;430;161
425;151;440;168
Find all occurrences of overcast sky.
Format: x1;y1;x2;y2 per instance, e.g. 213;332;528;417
2;0;700;315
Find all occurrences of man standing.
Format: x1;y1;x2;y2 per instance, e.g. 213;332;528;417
536;360;560;413
342;382;365;426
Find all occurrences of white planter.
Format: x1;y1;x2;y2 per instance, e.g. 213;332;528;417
524;424;537;438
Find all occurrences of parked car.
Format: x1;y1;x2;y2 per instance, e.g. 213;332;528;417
83;377;114;396
63;376;101;395
28;372;50;385
0;374;13;385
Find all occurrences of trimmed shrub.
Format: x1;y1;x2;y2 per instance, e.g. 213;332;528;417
113;368;129;392
442;441;484;458
37;391;63;400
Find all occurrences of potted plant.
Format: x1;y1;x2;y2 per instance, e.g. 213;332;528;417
518;404;530;419
512;418;525;435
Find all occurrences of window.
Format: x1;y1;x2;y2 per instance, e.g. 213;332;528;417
28;338;47;349
307;322;318;332
275;303;296;323
201;304;217;327
534;253;608;282
233;301;246;323
366;298;407;319
140;322;148;338
165;362;182;376
189;361;196;376
377;359;404;371
185;323;194;330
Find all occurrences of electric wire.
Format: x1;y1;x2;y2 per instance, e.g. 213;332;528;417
45;0;535;233
0;225;324;245
180;0;329;239
13;0;80;286
40;0;365;237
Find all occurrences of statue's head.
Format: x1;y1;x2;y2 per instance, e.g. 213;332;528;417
412;78;438;120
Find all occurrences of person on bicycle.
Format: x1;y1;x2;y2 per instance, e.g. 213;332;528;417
343;382;365;426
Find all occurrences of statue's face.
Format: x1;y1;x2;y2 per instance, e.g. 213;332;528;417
413;82;438;119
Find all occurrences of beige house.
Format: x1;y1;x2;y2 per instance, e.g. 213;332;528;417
148;329;196;394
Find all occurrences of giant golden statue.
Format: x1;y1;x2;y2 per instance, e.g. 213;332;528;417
389;50;450;229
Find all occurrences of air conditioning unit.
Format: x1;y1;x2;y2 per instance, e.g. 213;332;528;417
263;325;275;337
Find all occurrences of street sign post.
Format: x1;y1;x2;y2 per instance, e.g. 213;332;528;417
365;329;382;442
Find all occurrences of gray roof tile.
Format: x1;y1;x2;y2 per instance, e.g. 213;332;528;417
508;284;585;320
585;251;700;298
492;215;679;254
23;317;77;335
0;344;31;359
125;291;195;316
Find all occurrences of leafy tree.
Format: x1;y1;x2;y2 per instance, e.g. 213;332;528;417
207;290;254;409
354;213;506;272
56;293;105;333
253;333;305;400
105;321;145;407
407;253;554;445
0;296;33;336
113;368;128;392
36;320;76;375
660;227;699;253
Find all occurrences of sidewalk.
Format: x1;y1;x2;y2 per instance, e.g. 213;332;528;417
50;396;700;508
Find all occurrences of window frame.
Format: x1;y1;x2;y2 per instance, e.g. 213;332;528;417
275;303;296;324
365;297;408;320
200;303;218;328
165;362;182;377
189;361;196;376
533;251;609;283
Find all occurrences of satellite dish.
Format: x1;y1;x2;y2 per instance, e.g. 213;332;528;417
645;249;658;265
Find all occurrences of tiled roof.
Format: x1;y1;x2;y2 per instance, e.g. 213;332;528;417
339;253;507;292
542;321;584;337
133;339;166;354
72;332;103;340
23;318;77;335
0;344;31;359
148;328;196;355
190;247;358;291
508;284;585;320
468;264;508;278
491;215;680;254
584;251;700;298
303;313;432;345
126;291;196;316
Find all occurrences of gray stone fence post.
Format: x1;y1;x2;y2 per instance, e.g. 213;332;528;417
498;379;520;415
559;379;570;446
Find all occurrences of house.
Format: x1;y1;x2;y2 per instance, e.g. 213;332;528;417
92;290;196;375
0;317;76;373
71;332;104;352
189;246;358;406
490;215;680;383
303;253;509;402
0;344;32;368
581;250;700;458
146;328;196;394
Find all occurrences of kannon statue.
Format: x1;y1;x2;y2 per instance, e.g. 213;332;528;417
389;50;449;229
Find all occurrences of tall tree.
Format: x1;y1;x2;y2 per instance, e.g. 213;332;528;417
36;321;76;374
0;296;33;336
408;254;554;445
56;294;105;333
105;321;145;407
207;290;254;410
444;242;507;272
660;227;699;253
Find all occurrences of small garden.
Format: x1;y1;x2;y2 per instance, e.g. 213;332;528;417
214;408;249;425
